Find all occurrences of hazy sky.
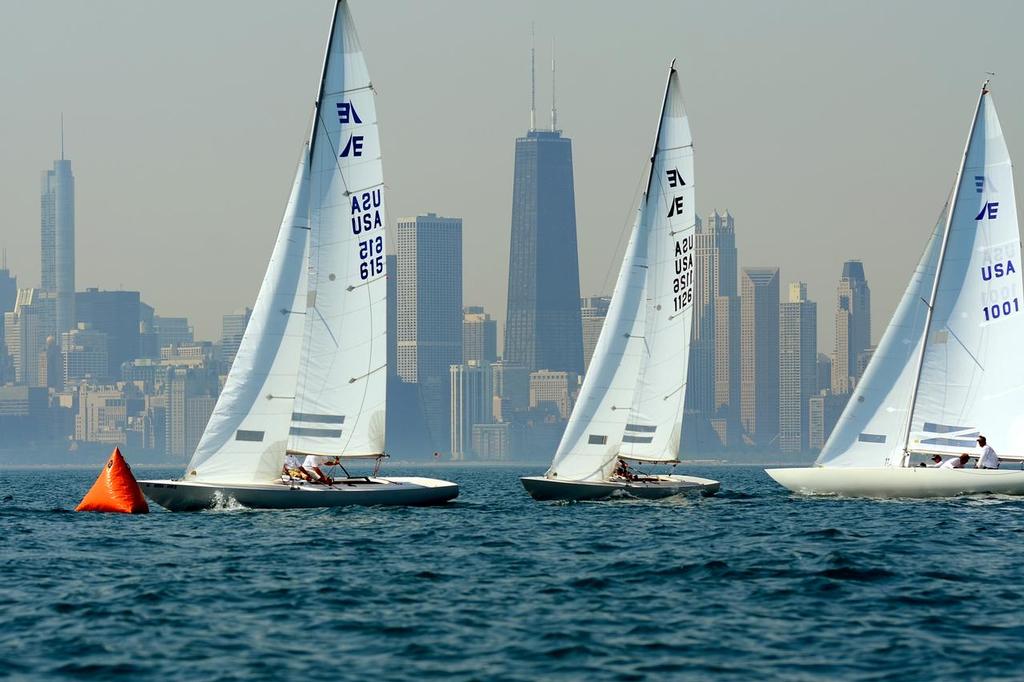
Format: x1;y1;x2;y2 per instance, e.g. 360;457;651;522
2;1;1023;349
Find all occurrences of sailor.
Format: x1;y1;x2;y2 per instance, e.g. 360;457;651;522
929;455;943;467
614;459;635;482
303;455;335;485
975;436;1000;469
283;453;312;481
940;453;970;469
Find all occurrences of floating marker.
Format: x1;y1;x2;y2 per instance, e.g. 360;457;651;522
75;447;149;514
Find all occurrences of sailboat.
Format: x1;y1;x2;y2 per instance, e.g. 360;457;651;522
767;82;1024;498
520;62;719;502
140;1;458;511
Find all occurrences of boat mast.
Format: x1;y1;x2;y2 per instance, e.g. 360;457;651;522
307;0;344;161
901;81;989;462
644;59;677;197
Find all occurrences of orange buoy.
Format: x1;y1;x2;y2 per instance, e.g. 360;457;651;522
75;447;149;514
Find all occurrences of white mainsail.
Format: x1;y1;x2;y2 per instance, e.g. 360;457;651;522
908;90;1024;456
819;86;1024;468
548;64;695;482
289;1;387;459
187;155;311;483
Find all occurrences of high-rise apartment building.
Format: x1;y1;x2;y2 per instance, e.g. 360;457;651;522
462;306;497;366
831;260;871;395
41;155;75;338
154;316;193;350
220;307;252;368
491;361;530;422
529;369;576;420
779;282;817;454
3;288;55;386
503;127;583;376
386;254;397;382
740;267;780;448
75;289;140;378
580;295;611;374
61;324;109;385
450;361;494;460
396;213;463;453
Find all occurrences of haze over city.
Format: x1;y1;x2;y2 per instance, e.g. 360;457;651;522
3;0;1023;346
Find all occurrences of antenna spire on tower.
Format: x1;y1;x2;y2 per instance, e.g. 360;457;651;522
551;37;557;131
530;23;536;132
60;113;64;160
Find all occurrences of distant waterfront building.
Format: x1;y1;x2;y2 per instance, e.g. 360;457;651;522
816;353;833;394
396;213;463;453
386;254;397;382
831;260;871;395
75;383;126;445
0;385;51;444
165;365;219;457
153;316;194;350
462;306;497;367
3;288;55;386
503;125;583;376
779;282;817;454
0;257;15;344
691;211;738;413
529;369;576;420
220;307;252;367
740;267;780;448
472;422;513;461
61;324;109;386
75;289;140;378
491;361;530;422
580;295;611;374
809;391;848;451
450;361;494;460
41;153;75;338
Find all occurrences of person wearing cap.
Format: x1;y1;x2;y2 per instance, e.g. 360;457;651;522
940;453;970;469
975;435;1000;469
929;454;943;467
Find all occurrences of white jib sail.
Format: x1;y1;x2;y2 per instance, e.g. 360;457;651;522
816;209;944;467
547;63;693;481
187;155;311;483
908;90;1024;456
290;0;387;458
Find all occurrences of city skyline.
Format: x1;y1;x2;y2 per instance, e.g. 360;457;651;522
3;2;1023;347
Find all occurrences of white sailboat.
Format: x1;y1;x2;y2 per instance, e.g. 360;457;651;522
521;62;719;502
767;82;1024;498
141;1;458;511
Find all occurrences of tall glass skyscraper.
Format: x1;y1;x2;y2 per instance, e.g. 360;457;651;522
503;128;583;375
41;155;75;338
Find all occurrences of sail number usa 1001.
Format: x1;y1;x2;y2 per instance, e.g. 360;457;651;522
976;195;1020;323
666;167;693;314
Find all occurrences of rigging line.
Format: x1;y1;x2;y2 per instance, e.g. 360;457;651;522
598;158;649;297
945;326;984;370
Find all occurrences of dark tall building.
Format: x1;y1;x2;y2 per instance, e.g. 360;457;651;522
740;267;780;448
0;257;16;352
503;127;583;375
831;260;871;395
75;289;140;379
41;152;75;338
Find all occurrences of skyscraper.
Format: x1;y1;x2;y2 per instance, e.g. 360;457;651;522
396;213;463;453
219;306;252;368
0;255;16;365
831;260;871;395
580;295;611;374
3;288;55;386
462;306;497;366
779;282;817;454
449;361;494;460
75;289;141;378
503;51;583;376
689;211;738;417
41;149;75;338
740;267;780;448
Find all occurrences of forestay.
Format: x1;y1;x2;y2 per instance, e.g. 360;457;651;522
547;64;695;481
908;92;1024;456
290;1;387;459
187;156;311;483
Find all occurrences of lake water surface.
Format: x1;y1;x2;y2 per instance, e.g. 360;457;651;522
1;464;1022;680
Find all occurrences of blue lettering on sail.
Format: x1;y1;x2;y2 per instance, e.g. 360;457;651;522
340;135;364;158
981;260;1016;281
337;102;362;125
976;202;999;220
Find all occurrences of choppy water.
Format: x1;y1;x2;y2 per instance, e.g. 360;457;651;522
2;465;1024;681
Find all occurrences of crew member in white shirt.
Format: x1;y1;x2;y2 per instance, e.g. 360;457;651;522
303;455;335;485
940;453;970;469
283;453;312;481
975;435;1000;469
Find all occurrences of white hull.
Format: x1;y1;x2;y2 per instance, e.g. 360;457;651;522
521;474;719;502
139;476;459;512
766;466;1024;498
